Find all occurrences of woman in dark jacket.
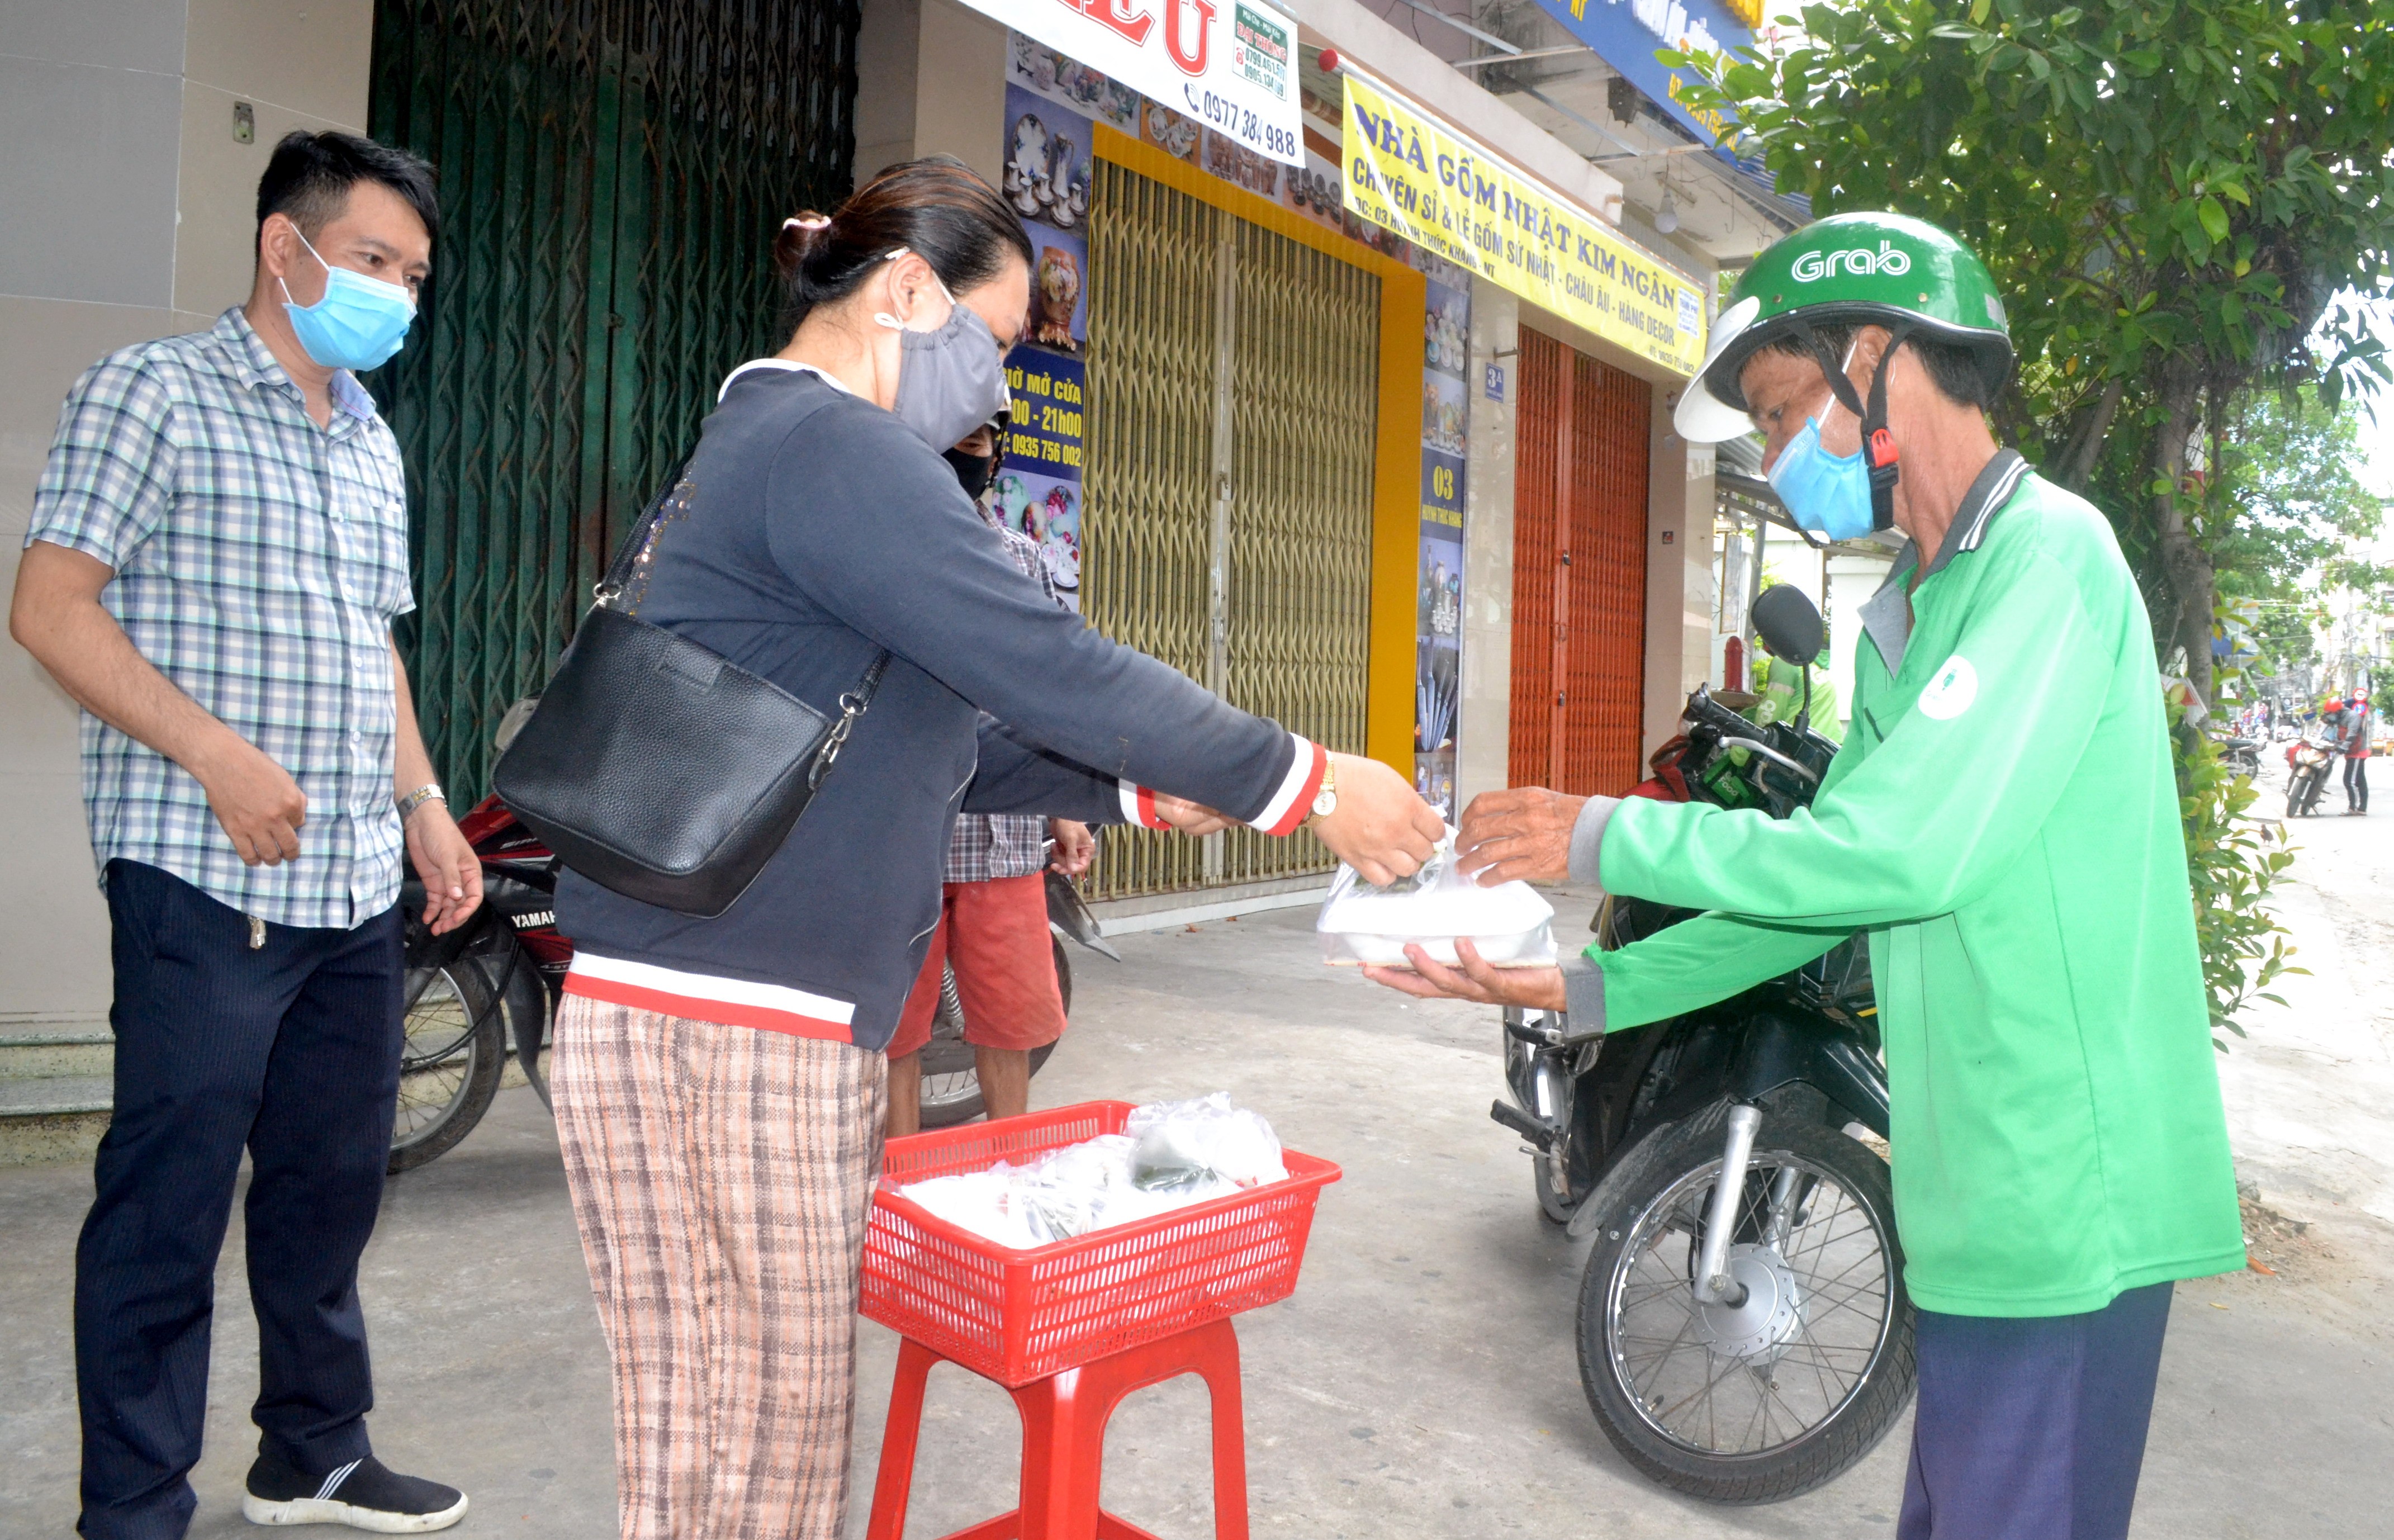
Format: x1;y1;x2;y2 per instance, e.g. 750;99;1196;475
547;157;1440;1540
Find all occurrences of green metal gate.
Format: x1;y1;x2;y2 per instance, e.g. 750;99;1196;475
368;0;859;798
1082;161;1380;900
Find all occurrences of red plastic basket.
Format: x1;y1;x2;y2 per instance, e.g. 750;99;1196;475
861;1101;1340;1387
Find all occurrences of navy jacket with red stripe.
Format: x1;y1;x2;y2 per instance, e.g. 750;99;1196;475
554;364;1321;1050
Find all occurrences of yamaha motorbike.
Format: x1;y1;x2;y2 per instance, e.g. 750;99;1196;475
1490;585;1912;1504
391;791;1116;1169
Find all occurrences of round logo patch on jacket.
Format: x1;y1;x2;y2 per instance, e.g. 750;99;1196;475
1919;655;1979;720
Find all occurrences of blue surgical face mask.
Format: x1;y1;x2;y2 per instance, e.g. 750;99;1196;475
279;229;418;372
1766;347;1874;542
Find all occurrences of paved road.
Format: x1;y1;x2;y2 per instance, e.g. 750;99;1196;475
1;805;2388;1537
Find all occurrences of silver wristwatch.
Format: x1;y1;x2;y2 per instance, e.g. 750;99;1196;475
397;782;447;821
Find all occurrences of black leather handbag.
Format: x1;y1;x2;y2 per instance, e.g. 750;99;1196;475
492;462;888;918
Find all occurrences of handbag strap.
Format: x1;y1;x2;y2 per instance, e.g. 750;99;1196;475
592;456;693;609
594;452;893;784
808;650;892;790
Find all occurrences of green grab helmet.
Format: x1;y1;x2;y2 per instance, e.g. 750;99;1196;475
1674;211;2015;445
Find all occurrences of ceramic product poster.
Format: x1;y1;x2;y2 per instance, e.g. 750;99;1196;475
1000;67;1096;608
1415;260;1470;816
1007;32;1143;131
993;466;1085;608
1201;126;1282;198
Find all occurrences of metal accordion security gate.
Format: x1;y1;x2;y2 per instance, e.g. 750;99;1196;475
1508;327;1651;798
1081;159;1381;901
367;0;857;800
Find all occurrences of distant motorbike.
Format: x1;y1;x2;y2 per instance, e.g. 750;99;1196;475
2286;732;2338;817
2219;735;2262;779
1490;585;1912;1504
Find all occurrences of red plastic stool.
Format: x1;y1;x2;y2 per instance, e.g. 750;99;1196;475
864;1316;1249;1540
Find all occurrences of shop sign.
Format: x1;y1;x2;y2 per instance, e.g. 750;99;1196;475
1340;71;1706;377
1531;0;1757;150
1004;353;1085;476
955;0;1301;164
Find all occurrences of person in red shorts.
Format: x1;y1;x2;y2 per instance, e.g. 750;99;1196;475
885;418;1092;1135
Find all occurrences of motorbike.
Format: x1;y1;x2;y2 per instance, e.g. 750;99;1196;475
2285;732;2339;817
1490;585;1912;1504
391;793;1116;1169
387;798;560;1173
2218;735;2262;780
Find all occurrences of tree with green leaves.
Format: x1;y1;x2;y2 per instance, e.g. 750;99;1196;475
2204;386;2385;600
2247;600;2320;681
1675;0;2394;705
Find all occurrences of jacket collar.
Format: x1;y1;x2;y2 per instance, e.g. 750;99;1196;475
1919;448;2032;582
1858;448;2033;677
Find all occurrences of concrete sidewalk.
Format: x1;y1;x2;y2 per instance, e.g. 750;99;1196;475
2;888;2388;1537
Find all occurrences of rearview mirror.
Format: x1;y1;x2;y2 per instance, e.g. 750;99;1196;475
1752;585;1824;669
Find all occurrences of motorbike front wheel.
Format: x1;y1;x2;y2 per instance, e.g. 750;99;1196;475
2287;765;2317;817
388;959;506;1173
1575;1106;1914;1504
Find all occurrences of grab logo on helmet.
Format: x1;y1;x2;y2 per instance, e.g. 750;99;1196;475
1791;239;1913;282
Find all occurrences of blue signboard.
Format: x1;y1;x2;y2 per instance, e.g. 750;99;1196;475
1532;0;1756;151
1002;352;1085;479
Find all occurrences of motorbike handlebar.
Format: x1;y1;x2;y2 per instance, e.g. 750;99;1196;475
1682;686;1770;744
1683;688;1823;781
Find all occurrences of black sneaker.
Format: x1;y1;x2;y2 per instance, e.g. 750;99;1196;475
243;1451;468;1533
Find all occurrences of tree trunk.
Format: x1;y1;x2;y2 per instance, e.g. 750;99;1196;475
2058;376;2126;493
2150;370;2215;706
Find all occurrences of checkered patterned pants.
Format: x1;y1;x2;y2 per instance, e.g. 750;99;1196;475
551;996;888;1540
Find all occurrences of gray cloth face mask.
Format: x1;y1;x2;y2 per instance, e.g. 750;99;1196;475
875;251;1012;452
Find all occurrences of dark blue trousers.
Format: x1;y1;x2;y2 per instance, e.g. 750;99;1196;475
1898;1281;2174;1540
76;860;405;1540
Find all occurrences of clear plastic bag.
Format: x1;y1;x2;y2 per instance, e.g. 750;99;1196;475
1126;1092;1287;1191
898;1096;1286;1248
1315;827;1556;969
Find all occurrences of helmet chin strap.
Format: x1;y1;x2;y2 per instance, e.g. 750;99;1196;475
1791;320;1915;533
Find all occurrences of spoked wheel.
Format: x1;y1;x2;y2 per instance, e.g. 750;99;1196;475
1575;1107;1913;1503
918;936;1069;1127
388;960;506;1173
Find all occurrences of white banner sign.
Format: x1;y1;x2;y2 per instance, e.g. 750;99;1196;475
957;0;1301;164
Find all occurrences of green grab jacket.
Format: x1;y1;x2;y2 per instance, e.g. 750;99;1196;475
1590;453;2244;1317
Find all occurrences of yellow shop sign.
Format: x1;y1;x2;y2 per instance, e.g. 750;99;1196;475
1340;72;1706;377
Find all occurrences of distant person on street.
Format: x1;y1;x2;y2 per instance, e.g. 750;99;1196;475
2339;690;2371;814
884;417;1096;1136
1370;214;2243;1540
10;132;474;1537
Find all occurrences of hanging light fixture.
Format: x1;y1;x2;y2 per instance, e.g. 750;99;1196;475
1655;177;1680;234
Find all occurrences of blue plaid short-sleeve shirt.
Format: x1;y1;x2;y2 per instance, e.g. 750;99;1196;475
27;307;415;930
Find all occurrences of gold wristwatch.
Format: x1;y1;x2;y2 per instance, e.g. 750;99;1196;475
1309;754;1338;820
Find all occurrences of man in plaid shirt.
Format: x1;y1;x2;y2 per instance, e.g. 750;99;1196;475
884;421;1096;1135
10;133;475;1537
